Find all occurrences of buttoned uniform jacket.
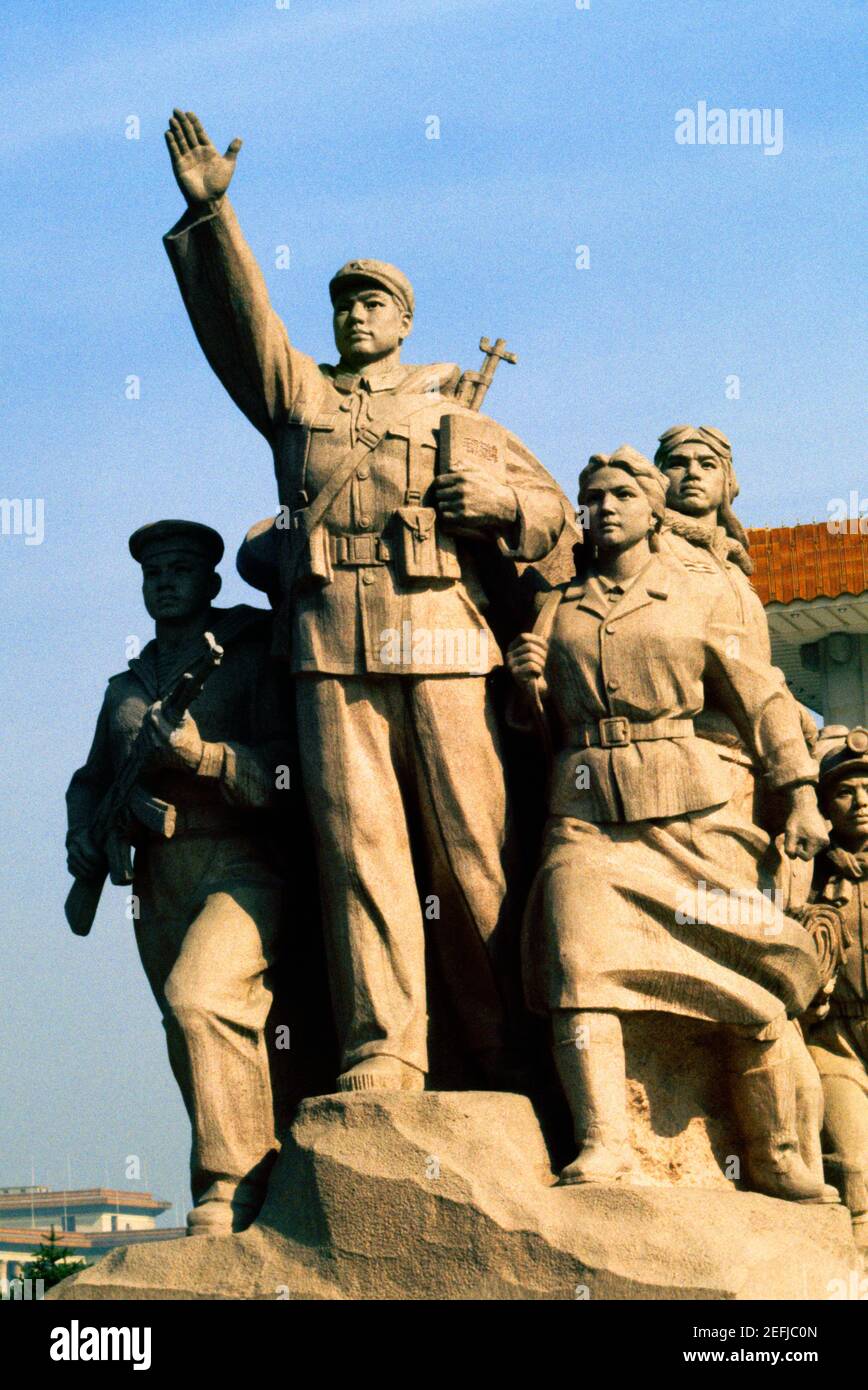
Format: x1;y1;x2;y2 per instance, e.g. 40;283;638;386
658;521;784;758
164;199;566;675
529;552;817;824
658;519;772;661
66;606;291;847
658;519;815;873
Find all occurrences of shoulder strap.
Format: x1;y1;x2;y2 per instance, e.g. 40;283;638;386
280;395;443;594
294;396;439;542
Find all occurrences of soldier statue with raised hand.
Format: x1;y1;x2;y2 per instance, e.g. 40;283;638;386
161;110;568;1094
66;521;293;1236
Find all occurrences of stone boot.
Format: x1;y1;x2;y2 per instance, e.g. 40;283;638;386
552;1010;633;1185
818;1074;868;1243
187;1191;262;1236
825;1158;868;1250
338;1055;426;1092
729;1043;839;1204
186;1167;272;1237
186;1199;235;1236
787;1021;827;1186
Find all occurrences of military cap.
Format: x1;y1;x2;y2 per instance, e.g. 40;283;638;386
129;519;224;565
817;726;868;791
329;259;415;316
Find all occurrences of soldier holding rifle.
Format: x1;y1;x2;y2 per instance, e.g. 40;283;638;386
66;520;291;1235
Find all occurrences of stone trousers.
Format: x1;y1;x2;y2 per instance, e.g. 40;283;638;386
295;673;513;1076
810;1014;868;1215
133;834;283;1206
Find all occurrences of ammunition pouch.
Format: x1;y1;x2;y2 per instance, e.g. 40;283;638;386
390;505;462;583
283;508;334;589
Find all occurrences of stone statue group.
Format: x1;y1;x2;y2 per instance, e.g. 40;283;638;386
65;111;868;1251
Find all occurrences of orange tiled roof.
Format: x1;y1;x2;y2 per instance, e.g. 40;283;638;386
746;522;868;606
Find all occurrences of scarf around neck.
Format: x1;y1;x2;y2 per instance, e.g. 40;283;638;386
663;508;753;576
820;845;868;906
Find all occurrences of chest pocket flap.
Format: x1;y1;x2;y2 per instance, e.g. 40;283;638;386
310;412;340;433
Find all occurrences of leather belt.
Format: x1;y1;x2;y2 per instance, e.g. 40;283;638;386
573;716;695;750
331;533;392;566
143;806;251;840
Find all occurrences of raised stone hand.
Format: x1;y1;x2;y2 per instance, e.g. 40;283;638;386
165;109;242;208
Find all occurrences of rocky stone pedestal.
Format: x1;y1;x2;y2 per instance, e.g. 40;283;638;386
51;1087;857;1301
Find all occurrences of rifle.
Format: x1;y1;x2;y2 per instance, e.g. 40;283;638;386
453;336;518;411
65;632;224;937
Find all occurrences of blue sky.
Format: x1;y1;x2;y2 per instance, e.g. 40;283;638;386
1;0;864;1220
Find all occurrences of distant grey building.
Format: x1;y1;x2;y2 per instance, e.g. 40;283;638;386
0;1186;183;1289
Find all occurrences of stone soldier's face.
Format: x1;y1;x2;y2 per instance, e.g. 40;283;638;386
826;774;868;844
141;550;217;623
659;442;726;518
582;466;656;553
332;284;413;368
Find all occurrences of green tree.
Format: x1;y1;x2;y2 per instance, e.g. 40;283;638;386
21;1226;86;1290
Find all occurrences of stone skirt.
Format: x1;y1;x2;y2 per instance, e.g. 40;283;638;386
522;802;822;1027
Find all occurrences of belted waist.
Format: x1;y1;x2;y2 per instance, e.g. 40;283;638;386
571;716;695;750
140;805;253;841
330;533;392;566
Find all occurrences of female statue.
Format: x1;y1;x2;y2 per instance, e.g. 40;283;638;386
507;446;836;1202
